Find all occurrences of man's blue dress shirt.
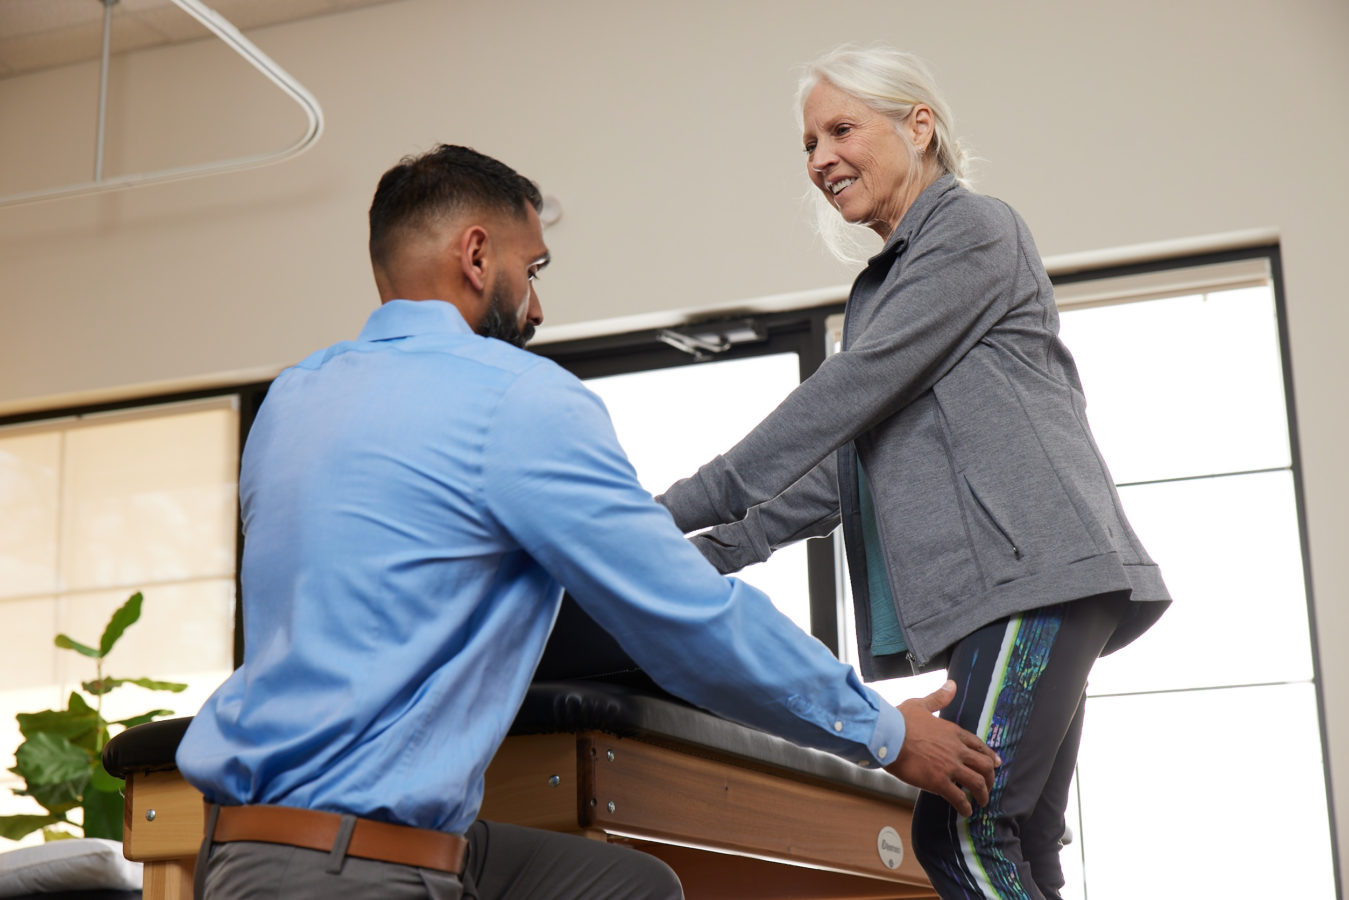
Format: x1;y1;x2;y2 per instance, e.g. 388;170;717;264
176;300;906;834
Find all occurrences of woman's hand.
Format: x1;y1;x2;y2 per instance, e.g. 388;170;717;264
885;680;1000;816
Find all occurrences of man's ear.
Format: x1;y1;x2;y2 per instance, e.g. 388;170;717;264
459;225;490;292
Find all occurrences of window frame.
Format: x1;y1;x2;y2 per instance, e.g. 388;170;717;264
0;380;269;671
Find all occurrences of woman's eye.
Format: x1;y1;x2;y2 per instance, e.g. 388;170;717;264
804;142;816;155
835;124;851;137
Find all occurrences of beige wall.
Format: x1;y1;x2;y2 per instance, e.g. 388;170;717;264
2;0;1347;872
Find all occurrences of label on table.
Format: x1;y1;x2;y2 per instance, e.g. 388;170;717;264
877;825;904;869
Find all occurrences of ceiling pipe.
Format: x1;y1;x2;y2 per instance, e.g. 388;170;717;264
94;0;119;182
0;0;324;209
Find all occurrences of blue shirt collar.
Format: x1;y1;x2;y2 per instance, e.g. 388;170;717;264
358;299;474;342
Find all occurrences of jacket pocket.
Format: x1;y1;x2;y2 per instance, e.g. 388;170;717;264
964;475;1020;558
962;475;1029;587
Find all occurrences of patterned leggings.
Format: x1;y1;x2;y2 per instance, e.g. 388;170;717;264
910;591;1131;900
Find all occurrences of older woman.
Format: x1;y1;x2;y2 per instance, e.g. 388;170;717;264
656;45;1170;900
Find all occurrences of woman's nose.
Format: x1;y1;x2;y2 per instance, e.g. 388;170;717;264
809;142;837;173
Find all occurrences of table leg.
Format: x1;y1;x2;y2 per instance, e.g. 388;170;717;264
142;858;195;900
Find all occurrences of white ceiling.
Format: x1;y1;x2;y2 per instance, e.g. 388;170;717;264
0;0;399;79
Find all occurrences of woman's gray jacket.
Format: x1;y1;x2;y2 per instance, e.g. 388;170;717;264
656;175;1170;680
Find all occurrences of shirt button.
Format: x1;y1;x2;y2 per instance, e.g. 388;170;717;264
878;746;889;759
833;720;844;732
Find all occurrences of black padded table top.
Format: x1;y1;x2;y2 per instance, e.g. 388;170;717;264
516;681;917;803
104;680;916;805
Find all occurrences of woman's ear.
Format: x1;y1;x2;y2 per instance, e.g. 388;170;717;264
909;104;935;153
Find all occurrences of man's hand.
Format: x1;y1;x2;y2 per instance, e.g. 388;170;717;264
884;680;1000;817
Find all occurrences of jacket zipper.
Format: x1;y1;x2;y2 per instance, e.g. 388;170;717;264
846;264;922;676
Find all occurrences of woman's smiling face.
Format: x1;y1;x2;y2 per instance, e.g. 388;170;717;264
801;79;923;240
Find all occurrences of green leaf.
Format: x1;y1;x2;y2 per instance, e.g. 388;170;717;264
88;759;124;794
67;692;95;715
99;591;143;657
112;710;175;729
12;733;91;816
19;781;84;816
0;814;67;841
82;676;187;696
17;706;100;743
82;769;124;841
126;677;187;693
42;827;79;842
80;678;116;697
53;634;102;659
15;733;91;787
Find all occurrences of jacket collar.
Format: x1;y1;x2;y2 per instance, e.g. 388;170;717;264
869;173;959;263
358;299;474;342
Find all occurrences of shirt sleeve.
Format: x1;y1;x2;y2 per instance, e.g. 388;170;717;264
659;195;1021;533
480;361;905;767
684;455;841;574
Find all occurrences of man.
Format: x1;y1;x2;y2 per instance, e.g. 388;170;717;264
176;144;999;900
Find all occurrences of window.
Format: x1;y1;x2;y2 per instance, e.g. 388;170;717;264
1052;253;1334;899
584;352;813;632
0;396;241;842
541;310;843;649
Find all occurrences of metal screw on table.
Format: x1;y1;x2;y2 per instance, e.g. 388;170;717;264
145;809;157;822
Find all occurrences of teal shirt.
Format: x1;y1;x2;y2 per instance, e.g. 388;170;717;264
858;461;907;656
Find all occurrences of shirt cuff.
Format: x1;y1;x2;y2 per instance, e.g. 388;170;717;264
860;697;907;768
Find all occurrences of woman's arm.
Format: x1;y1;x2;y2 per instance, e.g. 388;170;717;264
660;193;1021;533
687;455;840;574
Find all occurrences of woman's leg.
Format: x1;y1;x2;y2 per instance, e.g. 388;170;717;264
910;592;1127;900
1020;694;1085;900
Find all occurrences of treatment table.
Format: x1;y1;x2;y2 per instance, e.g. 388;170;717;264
103;679;936;900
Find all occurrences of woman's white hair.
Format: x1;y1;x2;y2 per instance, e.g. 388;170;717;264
795;44;972;264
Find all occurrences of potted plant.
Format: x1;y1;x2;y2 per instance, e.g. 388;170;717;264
0;592;187;842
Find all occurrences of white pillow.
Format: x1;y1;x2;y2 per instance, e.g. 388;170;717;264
0;838;143;898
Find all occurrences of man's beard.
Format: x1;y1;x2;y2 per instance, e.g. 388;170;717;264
476;278;534;348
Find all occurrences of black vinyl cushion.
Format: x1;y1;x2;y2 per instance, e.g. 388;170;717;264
102;716;191;779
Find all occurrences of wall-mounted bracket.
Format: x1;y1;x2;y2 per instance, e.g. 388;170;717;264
657;319;768;361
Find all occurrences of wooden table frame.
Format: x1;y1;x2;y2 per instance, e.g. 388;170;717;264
123;731;935;900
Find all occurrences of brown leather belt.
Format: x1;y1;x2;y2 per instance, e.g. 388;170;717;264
211;804;467;874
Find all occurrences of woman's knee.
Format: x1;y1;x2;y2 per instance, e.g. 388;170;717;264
911;793;1005;868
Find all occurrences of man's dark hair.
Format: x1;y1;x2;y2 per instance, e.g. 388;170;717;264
368;144;543;272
